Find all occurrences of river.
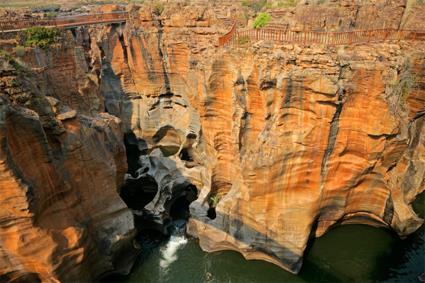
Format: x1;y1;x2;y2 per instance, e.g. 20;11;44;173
117;192;424;283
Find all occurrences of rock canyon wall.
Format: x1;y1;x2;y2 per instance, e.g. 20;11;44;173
0;0;424;281
0;35;138;282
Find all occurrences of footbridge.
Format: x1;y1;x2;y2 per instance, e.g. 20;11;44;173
0;11;128;33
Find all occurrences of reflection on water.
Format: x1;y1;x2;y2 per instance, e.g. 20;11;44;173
122;193;424;283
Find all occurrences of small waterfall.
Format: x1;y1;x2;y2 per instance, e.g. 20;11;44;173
159;221;188;270
159;235;188;270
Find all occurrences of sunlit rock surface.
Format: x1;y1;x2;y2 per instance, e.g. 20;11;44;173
94;2;424;274
0;43;137;282
0;0;424;280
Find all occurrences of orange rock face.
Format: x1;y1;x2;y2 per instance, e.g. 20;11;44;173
96;4;424;274
186;46;425;272
0;43;137;282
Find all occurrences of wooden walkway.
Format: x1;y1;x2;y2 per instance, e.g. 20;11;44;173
0;11;128;33
218;22;425;47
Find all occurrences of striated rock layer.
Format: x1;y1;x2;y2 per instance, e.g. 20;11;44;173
0;1;424;280
93;2;424;274
0;38;138;282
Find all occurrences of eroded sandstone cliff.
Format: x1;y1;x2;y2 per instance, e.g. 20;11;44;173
0;38;138;282
0;0;424;281
92;1;424;274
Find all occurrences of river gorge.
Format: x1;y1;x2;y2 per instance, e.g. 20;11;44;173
0;0;424;282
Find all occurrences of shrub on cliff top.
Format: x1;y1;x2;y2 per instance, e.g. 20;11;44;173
23;27;60;50
31;4;60;13
277;0;298;7
153;1;164;15
253;12;271;29
242;0;267;12
266;0;298;8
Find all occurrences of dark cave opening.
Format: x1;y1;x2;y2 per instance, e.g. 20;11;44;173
104;132;202;282
207;207;216;220
170;196;191;221
131;183;199;236
120;175;158;210
124;133;142;177
169;184;198;221
70;28;77;38
178;148;193;162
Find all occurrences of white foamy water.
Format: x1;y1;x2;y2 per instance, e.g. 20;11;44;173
159;235;188;270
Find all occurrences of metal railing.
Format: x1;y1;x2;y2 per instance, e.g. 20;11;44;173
218;21;237;47
218;24;425;47
0;12;128;32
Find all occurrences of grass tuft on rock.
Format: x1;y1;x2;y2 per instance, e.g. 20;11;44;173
208;194;221;207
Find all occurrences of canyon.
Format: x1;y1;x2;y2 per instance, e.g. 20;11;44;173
0;0;424;282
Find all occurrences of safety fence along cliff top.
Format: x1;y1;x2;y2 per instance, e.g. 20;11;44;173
0;11;128;32
218;22;425;47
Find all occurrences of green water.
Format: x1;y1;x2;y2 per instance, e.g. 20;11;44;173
122;193;425;283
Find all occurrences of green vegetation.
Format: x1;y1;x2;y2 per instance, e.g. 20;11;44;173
11;78;20;88
153;1;164;15
0;49;26;73
14;45;26;57
31;4;61;13
253;12;271;29
391;58;416;105
46;11;59;20
242;0;267;12
265;0;298;8
277;0;298;8
23;27;60;49
0;0;138;8
208;194;221;207
400;62;415;102
0;1;55;8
